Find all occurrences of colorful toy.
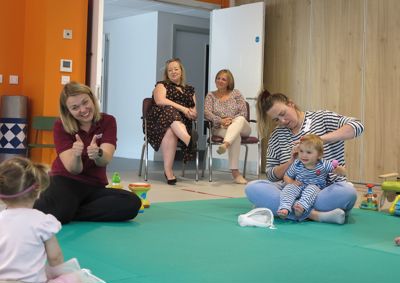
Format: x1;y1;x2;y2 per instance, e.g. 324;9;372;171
379;172;400;209
359;184;379;211
129;183;151;213
331;159;339;168
106;172;123;189
388;195;400;216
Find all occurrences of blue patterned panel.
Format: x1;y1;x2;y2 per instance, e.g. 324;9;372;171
0;117;27;154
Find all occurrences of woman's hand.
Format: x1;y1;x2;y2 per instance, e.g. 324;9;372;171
73;134;84;157
185;107;197;120
87;135;100;160
290;142;300;161
221;117;232;128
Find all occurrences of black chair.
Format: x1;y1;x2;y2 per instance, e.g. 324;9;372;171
202;101;261;182
138;98;199;181
26;116;58;157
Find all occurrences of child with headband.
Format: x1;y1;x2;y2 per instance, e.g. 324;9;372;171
0;157;103;283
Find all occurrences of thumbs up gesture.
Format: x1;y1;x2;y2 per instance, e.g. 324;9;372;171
87;135;100;160
73;134;84;157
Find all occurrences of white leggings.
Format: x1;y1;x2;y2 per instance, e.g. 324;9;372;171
213;116;251;170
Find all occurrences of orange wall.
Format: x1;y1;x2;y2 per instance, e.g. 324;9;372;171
0;0;25;95
199;0;230;8
0;0;88;164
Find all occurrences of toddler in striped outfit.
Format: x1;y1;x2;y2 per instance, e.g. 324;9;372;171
277;134;346;219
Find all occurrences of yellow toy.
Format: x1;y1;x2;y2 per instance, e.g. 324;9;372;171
129;183;151;213
379;172;400;210
388;195;400;216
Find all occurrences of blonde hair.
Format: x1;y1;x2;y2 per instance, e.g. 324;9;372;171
163;58;186;86
0;157;49;204
300;134;324;157
256;90;301;139
60;81;101;134
215;69;235;91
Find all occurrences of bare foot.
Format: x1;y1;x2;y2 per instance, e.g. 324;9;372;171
294;203;305;218
395;237;400;246
217;144;227;155
277;209;289;219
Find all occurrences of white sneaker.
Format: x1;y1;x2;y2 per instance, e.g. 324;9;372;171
238;208;276;229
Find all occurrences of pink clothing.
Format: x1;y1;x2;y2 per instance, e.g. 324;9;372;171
51;113;117;186
204;89;247;128
0;208;61;283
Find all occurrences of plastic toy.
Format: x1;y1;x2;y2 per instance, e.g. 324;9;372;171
359;184;379;211
331;159;339;168
378;172;400;209
129;183;151;213
106;172;123;189
388;195;400;216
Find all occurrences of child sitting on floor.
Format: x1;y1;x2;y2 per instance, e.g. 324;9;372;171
277;134;346;219
0;157;103;283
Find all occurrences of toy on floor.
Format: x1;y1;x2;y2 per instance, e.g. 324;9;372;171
106;172;123;189
359;183;379;211
129;183;151;213
379;172;400;209
388;195;400;216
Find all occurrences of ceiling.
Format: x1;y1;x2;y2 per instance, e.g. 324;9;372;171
104;0;219;21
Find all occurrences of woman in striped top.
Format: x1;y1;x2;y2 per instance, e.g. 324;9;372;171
245;91;364;224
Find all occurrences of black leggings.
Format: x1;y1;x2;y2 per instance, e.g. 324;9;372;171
34;175;142;224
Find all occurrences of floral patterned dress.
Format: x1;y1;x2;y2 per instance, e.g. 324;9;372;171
146;81;196;162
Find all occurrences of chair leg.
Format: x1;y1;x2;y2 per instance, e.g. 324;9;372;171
144;141;148;181
202;146;207;178
182;161;186;177
208;143;213;182
138;142;145;177
243;145;249;178
257;141;261;178
195;148;199;182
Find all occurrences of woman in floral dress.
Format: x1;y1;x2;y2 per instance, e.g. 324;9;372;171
146;58;197;185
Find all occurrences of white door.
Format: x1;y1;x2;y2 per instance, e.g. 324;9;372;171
208;2;265;174
89;0;104;106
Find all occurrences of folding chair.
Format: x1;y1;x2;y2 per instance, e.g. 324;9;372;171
138;98;199;181
202;101;261;182
26;116;58;157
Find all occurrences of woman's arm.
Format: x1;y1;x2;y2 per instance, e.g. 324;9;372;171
234;90;247;118
87;137;115;167
320;110;365;144
58;134;84;175
45;236;64;267
204;93;222;126
153;83;190;115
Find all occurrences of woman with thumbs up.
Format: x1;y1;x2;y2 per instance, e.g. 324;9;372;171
34;82;141;224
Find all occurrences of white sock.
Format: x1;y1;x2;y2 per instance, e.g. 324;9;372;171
317;208;345;224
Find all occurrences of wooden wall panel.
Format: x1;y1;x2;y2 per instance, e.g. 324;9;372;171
364;0;400;182
309;0;364;181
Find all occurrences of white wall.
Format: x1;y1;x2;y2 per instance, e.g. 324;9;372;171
104;12;158;159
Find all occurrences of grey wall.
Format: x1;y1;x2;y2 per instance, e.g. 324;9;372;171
104;12;158;159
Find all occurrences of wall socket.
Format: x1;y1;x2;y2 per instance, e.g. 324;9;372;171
0;74;3;84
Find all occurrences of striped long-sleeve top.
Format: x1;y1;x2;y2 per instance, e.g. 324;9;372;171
286;159;335;189
266;110;364;184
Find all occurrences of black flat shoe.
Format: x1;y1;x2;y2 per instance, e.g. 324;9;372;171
164;172;177;185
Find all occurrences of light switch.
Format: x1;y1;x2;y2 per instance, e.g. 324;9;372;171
9;75;18;85
61;75;70;85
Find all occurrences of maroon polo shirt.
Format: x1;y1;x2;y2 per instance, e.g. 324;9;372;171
50;113;117;186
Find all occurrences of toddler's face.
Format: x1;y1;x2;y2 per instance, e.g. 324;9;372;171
298;143;320;167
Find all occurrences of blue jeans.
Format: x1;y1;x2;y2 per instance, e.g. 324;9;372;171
245;180;357;221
